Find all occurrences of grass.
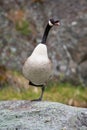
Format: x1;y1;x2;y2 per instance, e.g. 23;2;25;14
0;82;87;107
45;83;87;105
0;69;87;107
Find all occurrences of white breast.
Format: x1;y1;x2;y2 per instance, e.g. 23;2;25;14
23;44;52;85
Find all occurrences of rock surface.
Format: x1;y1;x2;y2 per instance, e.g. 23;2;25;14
0;0;87;85
0;101;87;130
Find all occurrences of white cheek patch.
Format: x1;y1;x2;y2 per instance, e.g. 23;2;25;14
49;20;53;26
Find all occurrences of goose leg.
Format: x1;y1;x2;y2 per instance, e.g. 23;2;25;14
31;85;45;101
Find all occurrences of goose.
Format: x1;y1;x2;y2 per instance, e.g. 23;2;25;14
23;18;60;101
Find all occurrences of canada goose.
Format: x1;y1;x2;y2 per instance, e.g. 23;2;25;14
23;18;60;101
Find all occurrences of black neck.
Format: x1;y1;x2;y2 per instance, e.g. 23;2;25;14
41;24;52;44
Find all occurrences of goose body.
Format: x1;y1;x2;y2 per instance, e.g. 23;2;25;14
23;43;52;85
23;18;60;101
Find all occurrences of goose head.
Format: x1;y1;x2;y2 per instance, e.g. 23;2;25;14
48;18;60;26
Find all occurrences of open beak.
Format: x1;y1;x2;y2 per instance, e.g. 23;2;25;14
54;21;60;26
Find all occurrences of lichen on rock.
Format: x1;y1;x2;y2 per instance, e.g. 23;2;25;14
0;101;87;130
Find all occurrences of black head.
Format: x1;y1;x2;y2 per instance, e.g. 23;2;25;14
49;18;60;26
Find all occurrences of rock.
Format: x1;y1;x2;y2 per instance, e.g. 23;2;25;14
0;101;87;130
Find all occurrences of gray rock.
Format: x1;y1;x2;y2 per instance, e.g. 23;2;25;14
0;101;87;130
